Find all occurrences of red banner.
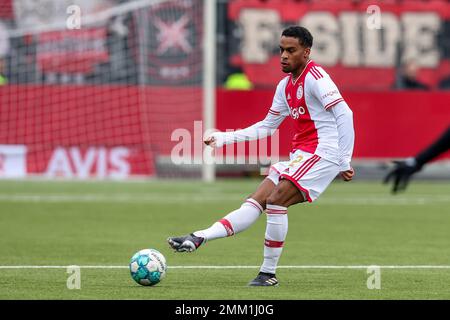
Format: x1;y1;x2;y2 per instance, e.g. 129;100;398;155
227;0;450;90
130;0;204;85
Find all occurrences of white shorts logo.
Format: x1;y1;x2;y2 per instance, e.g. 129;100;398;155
297;85;303;99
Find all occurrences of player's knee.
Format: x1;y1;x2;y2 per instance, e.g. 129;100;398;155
266;188;286;206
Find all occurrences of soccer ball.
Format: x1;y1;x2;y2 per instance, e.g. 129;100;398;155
129;248;167;286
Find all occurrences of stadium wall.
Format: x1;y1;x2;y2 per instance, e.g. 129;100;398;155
0;85;449;178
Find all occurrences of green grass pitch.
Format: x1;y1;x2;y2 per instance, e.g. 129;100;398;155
0;179;449;299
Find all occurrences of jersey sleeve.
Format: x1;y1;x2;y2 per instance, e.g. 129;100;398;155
268;77;290;117
309;69;345;111
330;101;355;171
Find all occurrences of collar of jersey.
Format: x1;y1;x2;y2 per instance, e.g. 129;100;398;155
291;59;312;86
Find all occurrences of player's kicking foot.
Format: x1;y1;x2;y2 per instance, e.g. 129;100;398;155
167;234;205;252
248;272;279;286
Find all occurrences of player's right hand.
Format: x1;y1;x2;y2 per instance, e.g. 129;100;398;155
340;168;354;181
204;135;217;148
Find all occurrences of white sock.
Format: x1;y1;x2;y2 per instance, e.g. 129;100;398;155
260;204;288;275
194;198;263;241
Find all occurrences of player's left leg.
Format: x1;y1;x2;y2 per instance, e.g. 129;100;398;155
249;153;340;286
248;179;304;286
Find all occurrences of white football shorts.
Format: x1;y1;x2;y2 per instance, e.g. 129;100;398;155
267;149;340;202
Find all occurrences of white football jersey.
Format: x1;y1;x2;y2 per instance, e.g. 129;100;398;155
212;59;354;170
268;60;347;164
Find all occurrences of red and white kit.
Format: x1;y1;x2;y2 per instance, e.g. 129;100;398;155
213;60;354;202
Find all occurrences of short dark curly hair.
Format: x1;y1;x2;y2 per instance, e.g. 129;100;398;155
281;26;313;48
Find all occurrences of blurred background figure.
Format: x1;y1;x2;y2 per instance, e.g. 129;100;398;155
224;66;253;90
438;73;450;89
0;57;7;85
395;59;429;90
384;126;450;194
0;20;9;85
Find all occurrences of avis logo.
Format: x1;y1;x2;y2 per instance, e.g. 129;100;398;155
290;106;306;119
45;147;130;179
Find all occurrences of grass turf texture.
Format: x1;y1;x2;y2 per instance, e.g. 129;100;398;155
0;179;449;299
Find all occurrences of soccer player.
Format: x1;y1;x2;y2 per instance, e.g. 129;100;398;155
384;125;450;194
168;26;355;286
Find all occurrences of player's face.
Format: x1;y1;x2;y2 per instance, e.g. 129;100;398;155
279;36;310;75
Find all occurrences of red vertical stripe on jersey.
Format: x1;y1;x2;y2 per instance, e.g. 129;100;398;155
310;68;319;80
312;66;323;79
309;67;320;80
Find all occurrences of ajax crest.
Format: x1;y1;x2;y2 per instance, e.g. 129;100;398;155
297;84;303;99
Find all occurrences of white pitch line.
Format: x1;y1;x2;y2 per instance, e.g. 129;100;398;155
0;194;449;205
1;265;450;269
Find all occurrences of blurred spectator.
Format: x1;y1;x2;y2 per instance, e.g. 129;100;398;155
0;57;7;85
224;66;253;90
85;11;136;84
395;59;430;90
438;74;450;89
0;20;9;85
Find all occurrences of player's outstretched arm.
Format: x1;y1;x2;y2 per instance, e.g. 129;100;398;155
203;110;287;148
204;79;289;148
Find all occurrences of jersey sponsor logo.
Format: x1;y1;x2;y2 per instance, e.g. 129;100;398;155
289;106;306;119
297;84;303;100
287;93;291;100
321;90;339;100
